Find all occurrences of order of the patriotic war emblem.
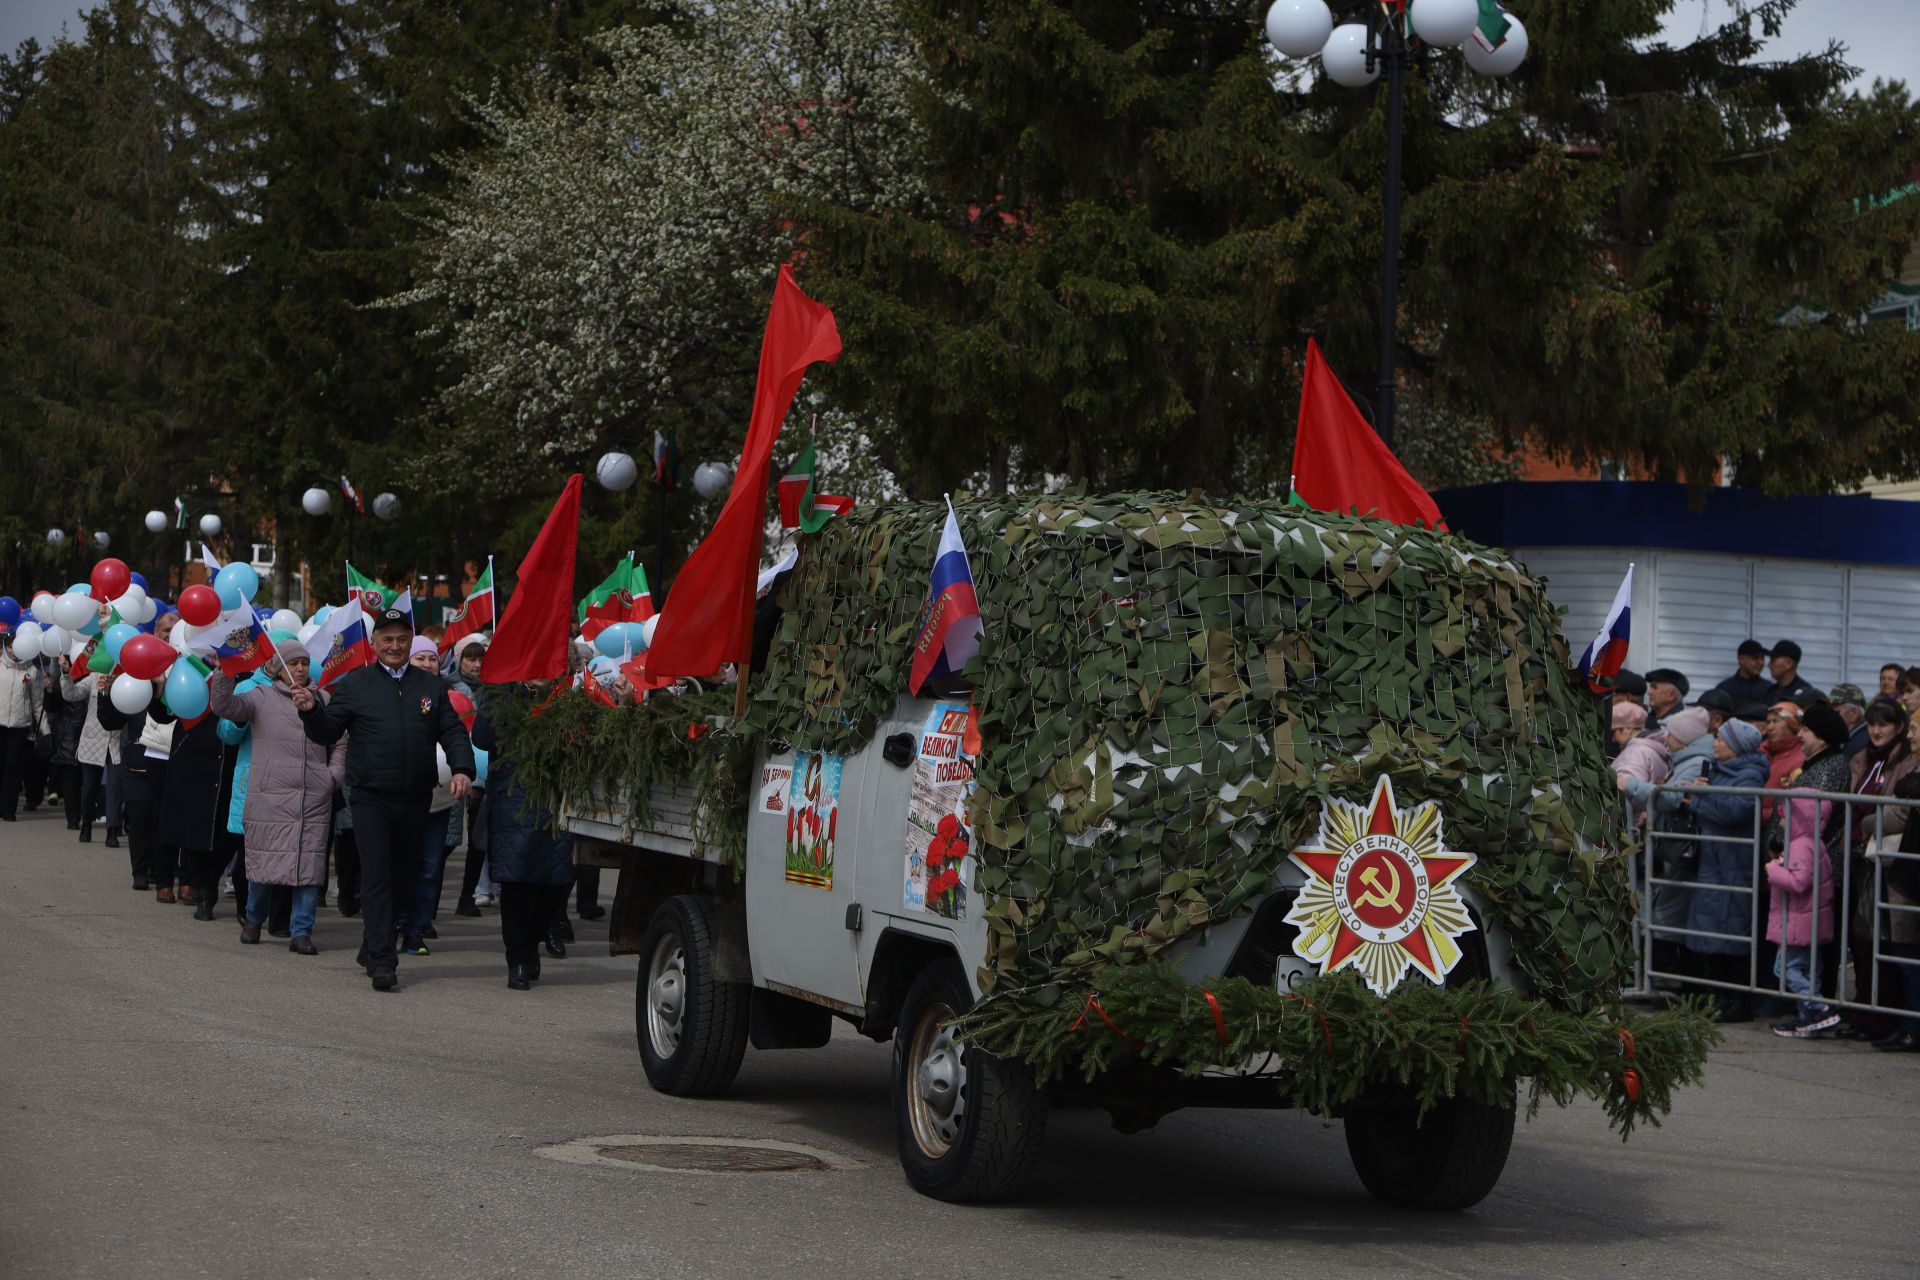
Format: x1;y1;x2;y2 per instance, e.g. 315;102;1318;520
1282;776;1478;997
420;696;433;715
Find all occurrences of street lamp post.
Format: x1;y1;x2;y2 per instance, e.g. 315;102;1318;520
1266;0;1528;448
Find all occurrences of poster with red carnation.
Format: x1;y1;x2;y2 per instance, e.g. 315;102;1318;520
903;703;977;920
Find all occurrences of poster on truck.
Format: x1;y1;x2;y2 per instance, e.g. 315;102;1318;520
903;703;978;920
784;751;841;890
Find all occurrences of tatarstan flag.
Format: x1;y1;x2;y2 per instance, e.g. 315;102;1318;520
577;554;655;643
778;437;855;534
346;563;398;614
439;558;495;653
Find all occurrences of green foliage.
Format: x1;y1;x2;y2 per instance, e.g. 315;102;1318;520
960;965;1721;1137
750;494;1637;1010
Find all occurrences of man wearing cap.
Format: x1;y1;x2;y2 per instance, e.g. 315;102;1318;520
1644;668;1689;731
1828;685;1870;759
1766;640;1816;706
1714;640;1774;706
293;607;475;991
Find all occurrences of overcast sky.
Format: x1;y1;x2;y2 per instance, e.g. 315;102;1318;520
1;0;1913;92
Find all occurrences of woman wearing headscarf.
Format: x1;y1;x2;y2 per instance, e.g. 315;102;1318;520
1842;700;1915;1037
1627;706;1715;979
207;641;345;954
1683;718;1769;1021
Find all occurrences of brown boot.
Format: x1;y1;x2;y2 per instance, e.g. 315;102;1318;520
155;886;175;904
178;885;198;905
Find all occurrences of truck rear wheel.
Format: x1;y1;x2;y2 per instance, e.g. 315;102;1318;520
635;895;750;1097
892;958;1046;1202
1343;1088;1515;1211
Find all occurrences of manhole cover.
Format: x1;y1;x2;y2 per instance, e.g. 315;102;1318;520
596;1143;828;1173
535;1134;860;1175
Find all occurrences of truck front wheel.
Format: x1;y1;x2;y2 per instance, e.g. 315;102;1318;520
635;895;750;1097
891;958;1046;1201
1343;1088;1516;1211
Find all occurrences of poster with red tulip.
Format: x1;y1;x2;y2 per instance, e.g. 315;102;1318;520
783;751;841;890
903;704;978;921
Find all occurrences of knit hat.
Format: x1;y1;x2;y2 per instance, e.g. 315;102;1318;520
1663;706;1712;747
1719;719;1762;753
274;639;311;665
1611;702;1647;732
410;635;438;659
1802;701;1849;750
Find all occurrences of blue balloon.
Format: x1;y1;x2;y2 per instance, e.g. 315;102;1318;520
266;628;298;645
103;623;139;660
0;597;18;629
252;605;274;624
214;562;260;604
164;659;209;720
218;583;244;611
68;582;91;597
309;604;333;627
129;572;148;591
593;623;639;659
78;610;103;637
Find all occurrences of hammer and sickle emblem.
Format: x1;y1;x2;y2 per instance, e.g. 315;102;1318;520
1355;860;1402;912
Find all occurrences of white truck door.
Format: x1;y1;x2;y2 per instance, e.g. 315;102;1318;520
744;745;865;1012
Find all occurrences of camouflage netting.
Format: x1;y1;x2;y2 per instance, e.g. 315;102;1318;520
747;493;1639;1009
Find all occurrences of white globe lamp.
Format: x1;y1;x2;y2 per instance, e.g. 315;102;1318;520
692;461;733;501
93;530;110;549
1321;24;1379;88
1409;0;1480;49
372;492;399;521
144;510;168;533
302;487;332;516
1462;14;1527;75
1265;0;1332;59
199;513;222;537
595;451;639;492
46;528;66;547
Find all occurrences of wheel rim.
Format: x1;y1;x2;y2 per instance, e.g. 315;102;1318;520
645;932;688;1060
906;1000;967;1159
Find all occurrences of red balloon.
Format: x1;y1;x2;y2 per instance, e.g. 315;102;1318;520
120;634;174;681
178;583;221;628
90;557;131;602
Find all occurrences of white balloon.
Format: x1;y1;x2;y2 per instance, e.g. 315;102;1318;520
1410;0;1480;49
40;624;70;657
199;513;223;537
1462;12;1526;75
640;615;660;648
1321;23;1379;87
171;623;197;654
297;622;321;646
269;608;303;634
1265;0;1333;58
110;672;154;714
52;592;95;631
29;594;57;625
301;487;332;516
595;451;638;492
138;596;159;624
144;510;168;533
435;744;452;788
112;586;148;619
11;621;42;660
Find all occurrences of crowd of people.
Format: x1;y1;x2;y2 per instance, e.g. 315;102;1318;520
1609;639;1920;1051
0;599;606;993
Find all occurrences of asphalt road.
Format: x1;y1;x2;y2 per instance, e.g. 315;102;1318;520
2;807;1916;1280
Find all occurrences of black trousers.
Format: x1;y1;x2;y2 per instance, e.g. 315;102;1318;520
335;828;361;912
500;882;569;967
575;865;601;913
77;763;104;830
61;763;83;827
352;789;428;975
0;726;29;818
184;848;224;902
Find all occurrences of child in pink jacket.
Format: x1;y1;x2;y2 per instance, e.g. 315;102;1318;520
1767;790;1838;1038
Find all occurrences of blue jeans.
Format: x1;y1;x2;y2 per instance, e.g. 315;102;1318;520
405;808;455;935
1780;945;1830;1020
248;882;318;937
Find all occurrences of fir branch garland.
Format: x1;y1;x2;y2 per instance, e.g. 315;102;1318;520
959;966;1720;1137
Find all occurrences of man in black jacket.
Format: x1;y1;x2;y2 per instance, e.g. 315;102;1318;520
295;608;475;991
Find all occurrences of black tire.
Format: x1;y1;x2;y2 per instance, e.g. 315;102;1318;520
891;957;1047;1202
1343;1088;1516;1211
635;895;750;1097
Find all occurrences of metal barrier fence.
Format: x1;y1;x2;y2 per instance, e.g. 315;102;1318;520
1627;781;1920;1024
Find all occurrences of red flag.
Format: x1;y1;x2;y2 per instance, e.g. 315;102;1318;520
648;267;841;676
482;475;582;683
1290;338;1446;530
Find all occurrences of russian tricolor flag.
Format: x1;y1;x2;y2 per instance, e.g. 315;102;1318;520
187;602;277;678
1577;564;1634;695
309;598;371;689
909;501;985;695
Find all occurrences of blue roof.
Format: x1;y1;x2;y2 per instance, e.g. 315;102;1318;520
1433;481;1920;569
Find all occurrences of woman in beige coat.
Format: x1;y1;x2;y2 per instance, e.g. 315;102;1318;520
206;641;344;954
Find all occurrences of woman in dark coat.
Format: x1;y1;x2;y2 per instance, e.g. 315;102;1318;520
97;676;170;893
1684;719;1770;1021
471;690;573;991
157;713;238;921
